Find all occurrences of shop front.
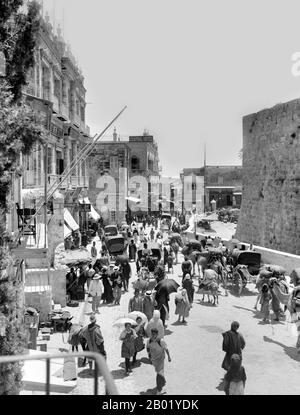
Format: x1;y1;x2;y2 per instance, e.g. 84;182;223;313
205;186;235;210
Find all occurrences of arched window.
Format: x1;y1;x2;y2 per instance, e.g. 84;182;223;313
131;156;140;171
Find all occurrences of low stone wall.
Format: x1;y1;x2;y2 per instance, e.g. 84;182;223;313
194;231;300;274
248;246;300;274
25;268;66;307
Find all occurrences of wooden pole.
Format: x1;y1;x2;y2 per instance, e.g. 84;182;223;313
17;106;127;241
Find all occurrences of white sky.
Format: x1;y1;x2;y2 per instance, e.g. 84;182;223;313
43;0;300;176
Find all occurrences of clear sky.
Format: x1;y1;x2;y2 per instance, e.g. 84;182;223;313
42;0;300;176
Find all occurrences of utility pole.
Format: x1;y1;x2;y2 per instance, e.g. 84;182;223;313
203;141;206;214
16;106;127;243
44;144;48;249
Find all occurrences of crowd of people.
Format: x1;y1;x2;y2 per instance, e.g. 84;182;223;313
65;218;181;393
64;214;300;396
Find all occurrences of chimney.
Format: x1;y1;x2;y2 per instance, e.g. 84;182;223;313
113;127;117;142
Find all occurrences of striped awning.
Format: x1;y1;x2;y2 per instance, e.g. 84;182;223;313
125;196;140;203
64;208;79;234
64;224;72;239
78;196;90;204
88;204;100;221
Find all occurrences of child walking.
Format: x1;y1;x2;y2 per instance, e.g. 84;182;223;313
119;323;137;375
132;316;146;364
224;354;246;395
260;283;272;323
147;328;171;395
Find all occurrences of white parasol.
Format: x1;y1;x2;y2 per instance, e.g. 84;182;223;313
112;317;137;328
128;311;147;324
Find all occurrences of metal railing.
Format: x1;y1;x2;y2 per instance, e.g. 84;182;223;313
0;352;118;395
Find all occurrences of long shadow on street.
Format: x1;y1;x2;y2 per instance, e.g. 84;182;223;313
233;305;261;319
263;336;300;362
216;377;225;393
78;369;94;378
227;287;257;297
139;357;151;365
110;368;127;380
195;300;217;307
140;387;157;395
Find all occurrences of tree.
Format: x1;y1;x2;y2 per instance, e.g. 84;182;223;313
0;0;40;101
0;0;41;395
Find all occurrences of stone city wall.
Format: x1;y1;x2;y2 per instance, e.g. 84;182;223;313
236;99;300;255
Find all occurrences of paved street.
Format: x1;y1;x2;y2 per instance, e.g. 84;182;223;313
62;235;300;395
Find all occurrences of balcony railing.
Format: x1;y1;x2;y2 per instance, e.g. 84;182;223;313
48;174;59;187
0;351;118;395
69;176;89;188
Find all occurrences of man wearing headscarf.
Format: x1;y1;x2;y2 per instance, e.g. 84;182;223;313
181;256;192;282
128;239;137;262
80;314;106;371
143;290;156;321
147;328;171;395
101;266;114;304
287;281;300;353
111;266;122;305
121;261;131;292
128;289;144;313
175;288;190;323
221;321;245;371
154;287;169;327
145;310;165;339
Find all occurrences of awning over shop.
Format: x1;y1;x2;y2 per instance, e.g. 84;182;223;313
205;186;235;190
233;186;242;195
125;196;140;203
64;224;72;239
78;197;90;204
88;204;100;221
64;208;79;234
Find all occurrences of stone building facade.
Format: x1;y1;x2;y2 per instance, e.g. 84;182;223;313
236;99;300;255
179;165;242;213
7;12;93;314
205;165;242;209
180;168;205;213
88;131;160;224
17;13;91;265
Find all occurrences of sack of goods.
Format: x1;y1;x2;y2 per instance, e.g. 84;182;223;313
204;269;217;280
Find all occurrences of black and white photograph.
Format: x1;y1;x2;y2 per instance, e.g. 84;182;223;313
0;0;300;399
